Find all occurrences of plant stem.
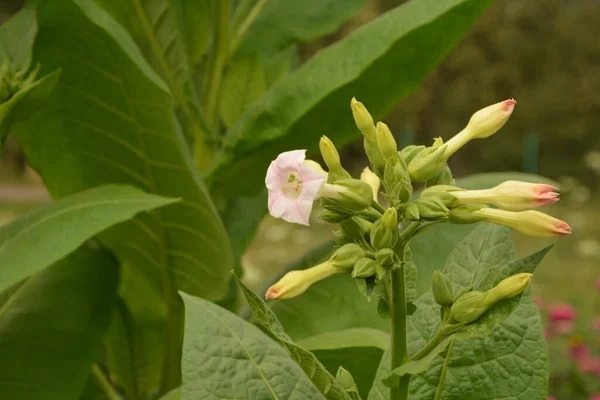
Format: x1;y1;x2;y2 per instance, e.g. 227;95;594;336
408;329;446;362
92;364;123;400
390;241;409;400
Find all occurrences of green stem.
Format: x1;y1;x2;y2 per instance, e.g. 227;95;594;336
390;241;409;400
230;0;268;54
92;364;123;400
371;200;386;214
408;329;446;362
204;0;230;130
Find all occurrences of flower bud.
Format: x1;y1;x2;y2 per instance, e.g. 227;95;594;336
407;145;448;182
319;209;350;223
403;203;420;221
375;264;388;280
450;291;489;324
415;198;449;221
340;217;369;239
399;145;426;165
319;136;351;182
419;185;461;208
336;367;357;392
448;204;487;224
319;179;373;212
370;208;399;249
426;165;454;187
351;97;376;139
444;99;517;158
376;121;398;160
473;208;571;237
332;229;352;246
331;243;365;271
485;273;533;305
432;271;454;306
266;261;340;300
383;157;411;202
352;257;378;278
375;248;395;266
360;167;380;200
451;180;560;212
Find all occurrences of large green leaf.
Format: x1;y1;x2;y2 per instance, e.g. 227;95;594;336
0;1;36;69
298;328;389;399
0;184;176;293
235;276;352;400
211;0;493;196
0;246;119;400
236;0;368;59
181;292;323;400
7;0;234;395
368;224;550;400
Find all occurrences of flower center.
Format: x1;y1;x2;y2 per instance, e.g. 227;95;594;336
281;172;303;199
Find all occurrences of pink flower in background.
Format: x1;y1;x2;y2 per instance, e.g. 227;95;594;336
569;341;590;362
548;303;577;335
579;357;600;376
590;395;600;400
593;316;600;332
265;150;327;226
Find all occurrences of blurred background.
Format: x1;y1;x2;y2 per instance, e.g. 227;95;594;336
1;0;598;398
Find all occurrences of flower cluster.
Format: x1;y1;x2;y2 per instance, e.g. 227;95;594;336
264;97;571;301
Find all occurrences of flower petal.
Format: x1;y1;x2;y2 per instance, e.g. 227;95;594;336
275;150;306;170
265;161;282;192
268;194;294;219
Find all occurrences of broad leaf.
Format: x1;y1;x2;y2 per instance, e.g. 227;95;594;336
368;224;550;400
237;0;368;59
9;0;234;395
211;0;493;196
0;1;36;69
0;184;176;293
181;292;323;400
298;328;389;399
159;387;181;400
0;246;119;400
235;276;352;400
268;242;389;340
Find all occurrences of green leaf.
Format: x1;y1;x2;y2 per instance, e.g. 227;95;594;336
211;0;493;197
237;0;368;59
9;0;234;395
219;55;267;127
0;184;176;293
159;387;181;400
0;246;119;400
235;275;353;400
368;224;550;400
179;0;211;66
180;292;323;400
298;328;389;400
0;1;37;69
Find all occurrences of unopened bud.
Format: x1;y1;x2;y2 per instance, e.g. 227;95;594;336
360;167;380;200
420;185;461;208
450;291;489;324
330;243;364;272
375;264;388;280
340;217;367;239
375;248;395;266
319;179;373;212
383;157;411;202
415;198;449;221
352;257;378;278
319;136;351;182
376;122;398;159
336;366;358;392
351;97;376;139
399;145;426;165
332;229;352;246
473;208;571;237
432;271;454;306
320;209;350;223
407;145;448;182
266;261;339;300
485;273;533;304
426;165;454;187
404;203;420;221
448;204;487;224
370;208;399;249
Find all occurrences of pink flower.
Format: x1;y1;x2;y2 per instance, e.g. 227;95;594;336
548;303;577;335
569;342;590;362
452;181;559;212
266;150;327;226
590;395;600;400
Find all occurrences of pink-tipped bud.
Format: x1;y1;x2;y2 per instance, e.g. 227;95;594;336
451;180;560;211
473;208;571;237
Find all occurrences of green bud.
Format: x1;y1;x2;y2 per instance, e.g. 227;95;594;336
352;257;378;278
320;179;373;213
331;243;365;271
448;204;487;224
426;165;454;187
432;136;444;147
336;366;358;392
319;136;351;182
370;208;399;249
485;273;533;305
450;291;489;324
404;203;420;221
415;198;449;221
432;271;454;306
398;145;426;165
351;97;376;139
375;248;395;266
340;217;366;239
383;156;411;202
375;264;388;280
419;186;459;208
376;121;398;159
407;145;448;182
377;297;391;319
319;209;350;223
332;229;353;246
